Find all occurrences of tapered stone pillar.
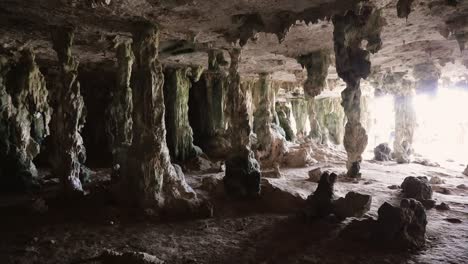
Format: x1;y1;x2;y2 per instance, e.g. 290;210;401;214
50;26;88;194
224;48;261;198
106;40;133;178
307;97;322;141
393;94;416;163
0;50;51;192
120;22;198;211
332;5;384;177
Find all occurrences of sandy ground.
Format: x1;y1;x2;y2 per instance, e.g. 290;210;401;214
0;155;467;264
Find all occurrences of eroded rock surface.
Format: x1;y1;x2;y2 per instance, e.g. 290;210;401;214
401;176;433;201
333;191;372;219
374;143;392;161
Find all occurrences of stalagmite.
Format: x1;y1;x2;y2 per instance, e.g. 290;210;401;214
49;26;88;194
106;40;134;180
224;48;261;198
0;50;51;192
164;65;203;162
393;93;416;163
119;21;198;211
332;4;384;177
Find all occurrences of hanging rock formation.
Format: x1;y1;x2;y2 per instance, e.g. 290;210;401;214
333;4;384;177
297;50;330;98
49;26;88;194
164;65;203;162
224;48;261;198
0;50;51;192
119;22;198;211
189;50;229;158
106;40;134;180
394;94;416;163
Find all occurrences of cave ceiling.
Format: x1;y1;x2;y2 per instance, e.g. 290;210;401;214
1;0;468;95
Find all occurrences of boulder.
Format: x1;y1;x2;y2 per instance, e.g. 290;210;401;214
261;178;306;213
375;199;427;249
373;143;392;161
435;202;450;211
333;191;372;219
401;176;433;201
307;167;322;182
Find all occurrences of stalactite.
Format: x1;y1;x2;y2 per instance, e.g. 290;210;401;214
393;94;416;163
332;4;384;177
119;21;198;211
164;65;203;162
223;48;261;198
0;50;51;192
314;97;346;145
297;50;330;98
307;97;322;141
49;25;89;194
106;40;134;179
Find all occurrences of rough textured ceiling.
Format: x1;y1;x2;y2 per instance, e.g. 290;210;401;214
0;0;468;92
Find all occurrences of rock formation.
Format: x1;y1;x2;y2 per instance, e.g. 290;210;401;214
106;40;134;180
401;176;433;201
276;102;295;142
374;143;392;161
394;94;416;163
464;165;468;176
223;48;261;198
164;65;203;162
332;4;384;177
0;50;51;192
49;26;88;194
291;98;309;140
118;22;198;211
297;50;330;98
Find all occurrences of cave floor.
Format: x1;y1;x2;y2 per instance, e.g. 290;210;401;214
0;159;467;264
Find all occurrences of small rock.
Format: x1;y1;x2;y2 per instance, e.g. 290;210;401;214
388;185;400;190
444;218;462;224
307;167;322;182
456;184;467;190
49;240;56;245
109;221;114;225
374;143;392;161
435;203;450;211
435;187;451;195
333;191;372;219
429;176;445;185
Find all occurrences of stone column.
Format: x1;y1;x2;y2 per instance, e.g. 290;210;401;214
163;65;203;162
0;50;51;192
291;98;309;140
276;101;295;141
50;26;88;194
253;73;273;152
223;48;261;198
106;40;133;179
332;5;384;177
393;94;416;163
307;97;322;141
120;22;198;211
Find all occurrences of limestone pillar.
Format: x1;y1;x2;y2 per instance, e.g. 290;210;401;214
393;94;416;163
223;48;261;198
50;26;88;194
332;5;384;177
163;65;203;162
106;40;133;178
120;22;198;211
0;50;51;192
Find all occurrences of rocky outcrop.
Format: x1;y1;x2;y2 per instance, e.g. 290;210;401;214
118;22;198;211
401;176;433;201
394;94;416;164
164;65;203;162
106;40;133;178
374;143;392;161
49;26;88;194
223;48;261;198
333;4;384;177
297;50;330;98
0;50;51;192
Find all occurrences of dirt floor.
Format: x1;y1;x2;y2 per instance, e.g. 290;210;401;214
1;154;467;264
